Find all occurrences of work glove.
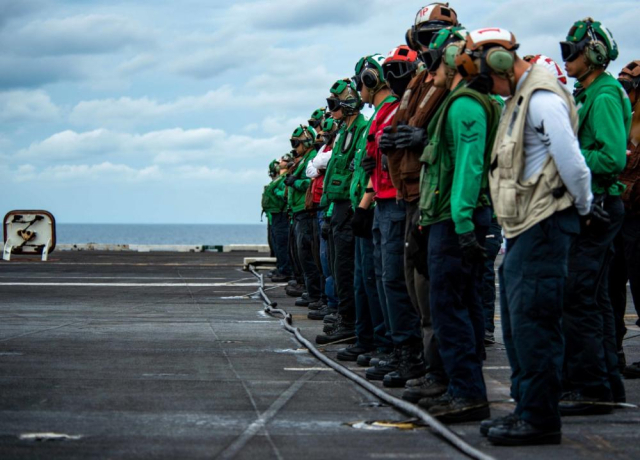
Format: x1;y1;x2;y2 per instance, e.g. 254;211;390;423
379;126;398;153
458;231;487;263
321;220;331;240
583;202;611;236
361;156;377;175
284;175;298;187
351;207;374;239
395;123;428;151
381;154;389;172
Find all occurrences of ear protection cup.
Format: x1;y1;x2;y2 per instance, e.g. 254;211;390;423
585;41;607;66
405;27;418;51
455;49;478;78
443;43;461;69
485;48;515;73
362;67;380;89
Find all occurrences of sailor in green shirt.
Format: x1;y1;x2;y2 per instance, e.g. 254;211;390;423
416;27;501;423
559;17;631;413
285;125;323;305
316;78;368;345
262;158;292;282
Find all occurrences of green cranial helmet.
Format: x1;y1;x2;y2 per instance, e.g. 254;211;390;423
424;26;468;72
290;125;315;151
268;159;279;177
353;54;387;95
326;78;362;116
308;107;326;129
560;17;618;67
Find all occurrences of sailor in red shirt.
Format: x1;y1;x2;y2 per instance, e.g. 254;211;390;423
361;46;427;388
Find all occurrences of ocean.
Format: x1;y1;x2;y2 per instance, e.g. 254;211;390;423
3;224;269;246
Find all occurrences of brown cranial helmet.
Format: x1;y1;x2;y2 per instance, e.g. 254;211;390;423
407;3;459;51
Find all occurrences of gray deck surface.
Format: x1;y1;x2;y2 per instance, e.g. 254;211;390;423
0;251;638;459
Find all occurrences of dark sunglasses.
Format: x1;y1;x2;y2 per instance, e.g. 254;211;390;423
290;139;302;149
308;118;321;129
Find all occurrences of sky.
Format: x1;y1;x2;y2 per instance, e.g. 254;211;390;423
0;0;637;224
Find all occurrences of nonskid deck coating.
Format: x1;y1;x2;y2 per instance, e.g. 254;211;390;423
0;251;639;459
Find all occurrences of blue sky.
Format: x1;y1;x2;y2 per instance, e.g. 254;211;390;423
0;0;637;223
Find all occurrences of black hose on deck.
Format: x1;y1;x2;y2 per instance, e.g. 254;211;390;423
247;265;497;460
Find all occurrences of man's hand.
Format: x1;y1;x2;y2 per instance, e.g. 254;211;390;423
395;123;428;151
379;126;397;153
351;207;374;239
584;202;610;235
321;220;331;240
458;231;487;263
361;156;377;174
284;175;297;187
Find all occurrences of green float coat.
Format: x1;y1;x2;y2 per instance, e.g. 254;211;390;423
575;72;632;196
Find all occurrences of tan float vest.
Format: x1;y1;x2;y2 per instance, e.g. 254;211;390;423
490;64;577;238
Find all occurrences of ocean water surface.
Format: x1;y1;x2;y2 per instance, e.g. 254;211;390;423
3;223;269;246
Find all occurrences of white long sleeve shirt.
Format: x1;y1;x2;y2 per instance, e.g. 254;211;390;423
306;144;333;179
522;88;593;215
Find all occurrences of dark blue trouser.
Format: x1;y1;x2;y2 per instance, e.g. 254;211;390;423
330;200;356;322
483;218;503;333
373;199;422;345
428;208;490;400
294;212;323;300
404;200;446;382
563;195;625;401
354;236;392;350
270;212;292;276
318;211;338;308
609;214;640;349
501;208;579;430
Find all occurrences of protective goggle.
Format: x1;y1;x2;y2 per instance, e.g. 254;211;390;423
421;48;443;72
326;97;341;112
383;61;415;80
290;139;302;149
353;74;363;92
619;78;639;94
560;40;584;62
308;118;322;129
414;21;451;48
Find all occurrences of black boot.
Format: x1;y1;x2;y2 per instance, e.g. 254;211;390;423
365;349;399;381
383;342;427;388
401;375;448;402
337;344;374;362
307;299;326;310
285;285;305;297
271;273;292;282
488;418;561;446
480;413;519;436
624;361;640;379
315;317;356;345
429;397;490;424
357;349;392;367
308;305;336;321
559;391;613;416
295;295;315;307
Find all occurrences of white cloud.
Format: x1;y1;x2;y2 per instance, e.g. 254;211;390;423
2;14;152;57
14;162;162;183
0;90;60;123
69;87;234;127
14;127;286;167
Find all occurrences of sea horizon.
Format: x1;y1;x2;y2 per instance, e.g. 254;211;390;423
2;223;269;246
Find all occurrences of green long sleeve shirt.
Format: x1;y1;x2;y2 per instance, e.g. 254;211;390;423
287;149;317;214
446;96;487;234
575;72;632;196
419;84;499;233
